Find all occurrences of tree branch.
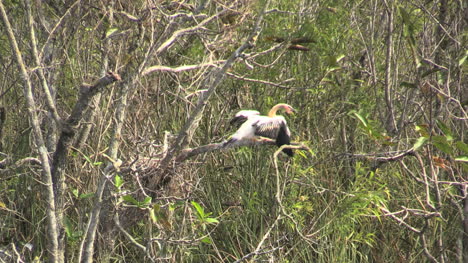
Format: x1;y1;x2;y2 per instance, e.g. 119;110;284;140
157;0;271;172
51;72;120;261
25;0;60;124
383;0;397;133
52;72;121;194
142;61;225;75
0;1;60;261
175;139;309;162
77;5;116;262
155;9;228;55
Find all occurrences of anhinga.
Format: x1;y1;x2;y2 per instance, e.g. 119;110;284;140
225;103;296;156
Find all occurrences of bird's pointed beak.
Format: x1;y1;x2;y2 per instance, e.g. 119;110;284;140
288;107;297;114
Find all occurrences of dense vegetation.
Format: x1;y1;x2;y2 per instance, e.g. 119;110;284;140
0;0;466;262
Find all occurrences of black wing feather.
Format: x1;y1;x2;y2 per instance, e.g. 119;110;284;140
253;120;280;139
277;124;293;156
229;116;249;127
253;118;293;157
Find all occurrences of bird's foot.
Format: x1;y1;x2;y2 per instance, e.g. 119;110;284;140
256;137;271;143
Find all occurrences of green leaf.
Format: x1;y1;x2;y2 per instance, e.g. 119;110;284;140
79;193;94;199
72;188;79;198
399;6;411;25
122;195;139;205
142;196;152;205
64;216;73;238
201;237;212;244
105;27;119;38
413;137;428;151
351;111;368;128
326;66;341;73
455;156;468;162
114;175;124;188
432;136;452;154
191;201;205;218
421;68;441;78
459;50;468;66
436;120;453;141
319;77;334;84
149;206;157;224
415;125;430;137
205;218;219;224
455;141;468;154
83;154;92;164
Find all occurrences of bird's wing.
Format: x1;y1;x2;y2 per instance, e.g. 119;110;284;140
230;110;260;126
235;110;261;118
253;116;290;141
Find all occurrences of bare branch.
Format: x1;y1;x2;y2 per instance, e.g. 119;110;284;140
115;212;146;251
233;215;282;263
273;145;317;248
52;71;121;191
39;0;81;58
383;0;397;133
142;61;225;75
226;72;297;89
0;1;60;260
155;9;228;55
25;0;60;124
176;138;309;162
51;72;120;262
380;207;421;234
0;156;41;171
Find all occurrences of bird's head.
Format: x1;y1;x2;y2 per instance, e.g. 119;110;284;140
268;103;296;117
283;104;296;115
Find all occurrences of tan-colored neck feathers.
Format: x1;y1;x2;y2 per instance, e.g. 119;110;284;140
268;103;289;117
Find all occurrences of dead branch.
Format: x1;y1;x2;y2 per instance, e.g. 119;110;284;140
142;61;225;75
52;71;121;195
383;0;397;133
114;212;146;252
176;138;309;162
344;148;415;171
155;9;228;55
50;71;120;262
234;215;282;263
225;72;296;89
0;157;41;171
157;2;271;171
273;145;317;248
25;0;60;124
0;1;62;260
380;207;421;234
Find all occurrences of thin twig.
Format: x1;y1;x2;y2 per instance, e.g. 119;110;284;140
25;0;60;124
115;212;147;251
225;72;296;89
156;9;228;55
233;215;282;263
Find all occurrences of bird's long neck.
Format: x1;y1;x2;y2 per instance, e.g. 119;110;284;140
268;104;286;117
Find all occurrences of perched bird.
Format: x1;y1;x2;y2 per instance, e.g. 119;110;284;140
224;103;296;156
